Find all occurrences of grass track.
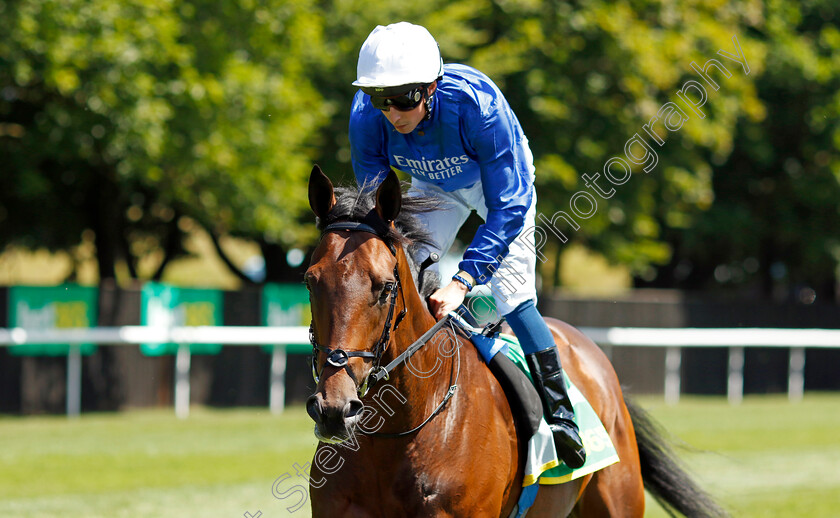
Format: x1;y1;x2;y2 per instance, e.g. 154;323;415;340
641;393;840;517
1;394;838;517
0;408;318;518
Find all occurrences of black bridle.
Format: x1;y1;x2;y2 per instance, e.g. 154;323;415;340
309;221;406;397
309;220;461;436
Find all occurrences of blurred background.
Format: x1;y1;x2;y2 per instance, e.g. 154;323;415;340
3;0;839;411
1;0;839;516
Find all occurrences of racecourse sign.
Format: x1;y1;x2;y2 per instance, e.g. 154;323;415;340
7;284;98;356
140;282;223;355
261;283;310;353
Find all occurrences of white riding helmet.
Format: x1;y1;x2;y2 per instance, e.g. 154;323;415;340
353;22;443;95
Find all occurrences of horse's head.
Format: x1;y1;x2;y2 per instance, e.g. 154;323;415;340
304;165;412;443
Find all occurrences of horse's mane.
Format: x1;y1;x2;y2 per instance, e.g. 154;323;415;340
318;180;442;298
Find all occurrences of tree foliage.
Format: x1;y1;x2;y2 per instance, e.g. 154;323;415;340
1;0;838;300
1;0;330;281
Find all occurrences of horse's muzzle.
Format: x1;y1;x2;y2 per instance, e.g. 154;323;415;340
306;393;364;443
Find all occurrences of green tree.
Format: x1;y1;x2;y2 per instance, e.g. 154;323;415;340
456;0;767;290
666;0;840;302
0;0;329;283
2;0;838;303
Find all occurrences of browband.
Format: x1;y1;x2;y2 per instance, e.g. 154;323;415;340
323;221;396;256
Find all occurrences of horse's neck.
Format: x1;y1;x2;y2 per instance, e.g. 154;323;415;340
377;249;460;420
394;245;436;339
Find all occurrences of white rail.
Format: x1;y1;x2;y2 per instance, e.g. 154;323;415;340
0;326;309;419
0;326;310;346
578;327;840;405
2;326;839;416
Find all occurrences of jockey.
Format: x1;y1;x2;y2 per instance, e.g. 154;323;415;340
349;22;586;470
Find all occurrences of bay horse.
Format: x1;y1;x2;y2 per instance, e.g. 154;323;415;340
304;165;725;517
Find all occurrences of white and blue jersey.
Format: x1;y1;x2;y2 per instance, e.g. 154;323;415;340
350;63;536;288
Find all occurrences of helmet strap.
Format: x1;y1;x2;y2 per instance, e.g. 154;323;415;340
422;86;434;121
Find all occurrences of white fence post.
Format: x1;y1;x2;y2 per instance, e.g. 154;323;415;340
664;346;682;405
727;346;745;405
270;345;287;415
175;344;191;419
788;347;805;402
66;344;82;418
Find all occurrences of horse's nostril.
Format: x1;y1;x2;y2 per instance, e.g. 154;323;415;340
306;395;322;423
345;398;364;419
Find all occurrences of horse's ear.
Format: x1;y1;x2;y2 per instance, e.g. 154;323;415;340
308;165;336;219
374;170;401;223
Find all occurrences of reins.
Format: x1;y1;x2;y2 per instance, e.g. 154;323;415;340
309;219;460;437
361;315;461;438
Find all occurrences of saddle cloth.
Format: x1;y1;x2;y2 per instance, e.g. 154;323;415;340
447;312;620;486
448;315;620;518
498;334;620;486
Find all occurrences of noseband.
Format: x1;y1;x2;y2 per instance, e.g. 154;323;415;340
309;221;407;397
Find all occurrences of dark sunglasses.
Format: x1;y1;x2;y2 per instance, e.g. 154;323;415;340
369;86;426;111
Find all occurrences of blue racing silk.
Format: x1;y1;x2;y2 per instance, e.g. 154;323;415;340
349;63;535;285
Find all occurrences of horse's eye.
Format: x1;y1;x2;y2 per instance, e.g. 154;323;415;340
379;281;396;303
303;274;315;292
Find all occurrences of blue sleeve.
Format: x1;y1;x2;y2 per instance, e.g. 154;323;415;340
349;91;391;190
457;92;533;285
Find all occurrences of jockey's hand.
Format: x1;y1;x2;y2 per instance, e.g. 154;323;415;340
429;280;469;320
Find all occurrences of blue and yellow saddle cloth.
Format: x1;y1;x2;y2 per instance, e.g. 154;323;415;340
497;334;620;486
